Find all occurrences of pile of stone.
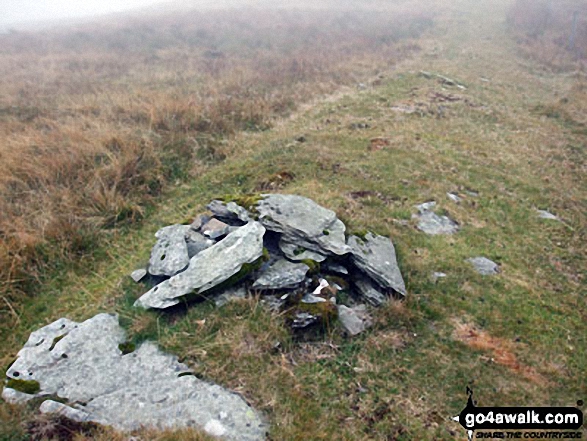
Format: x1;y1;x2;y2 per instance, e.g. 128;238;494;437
133;194;406;337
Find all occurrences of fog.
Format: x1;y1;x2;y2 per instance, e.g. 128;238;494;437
0;0;171;28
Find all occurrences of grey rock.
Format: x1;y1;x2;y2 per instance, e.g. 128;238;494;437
415;201;436;214
185;230;215;258
537;210;559;221
467;257;499;275
322;262;349;275
337;305;371;336
207;201;251;223
190;214;210;232
447;192;462;203
201;218;230;239
414;211;459;235
348;233;406;296
301;293;327;304
148;225;191;277
260;296;285;312
215;286;247;307
40;400;92;423
252;259;309;290
291;312;319;329
353;275;387;306
130;268;147;283
278;238;327;262
135;222;266;309
3;314;266;440
432;272;447;282
256;194;351;256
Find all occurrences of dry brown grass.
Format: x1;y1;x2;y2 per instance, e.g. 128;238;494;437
0;4;435;318
508;0;587;68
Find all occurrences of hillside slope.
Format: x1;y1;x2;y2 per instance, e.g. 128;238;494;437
1;0;585;439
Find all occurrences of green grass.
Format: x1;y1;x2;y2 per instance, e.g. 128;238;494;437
1;0;586;439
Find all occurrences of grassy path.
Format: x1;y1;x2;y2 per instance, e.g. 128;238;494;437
1;0;585;439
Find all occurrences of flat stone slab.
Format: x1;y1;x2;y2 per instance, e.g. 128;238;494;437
148;225;191;277
135;222;266;309
2;314;266;440
467;257;499;275
256;194;350;256
414;211;459;235
252;258;309;290
348;233;406;296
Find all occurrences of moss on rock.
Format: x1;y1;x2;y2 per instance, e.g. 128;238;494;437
6;378;41;395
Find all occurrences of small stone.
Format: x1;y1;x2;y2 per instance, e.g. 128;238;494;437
432;272;447;282
447;192;462;203
207;200;251;223
467;257;499;275
148;225;191;277
40;400;91;423
291;312;319;329
252;259;309;290
415;201;437;214
201;218;230;239
537;210;559;221
322;262;349;275
301;294;327;304
337;305;372;336
130;268;147;283
414;211;459;235
189;214;210;232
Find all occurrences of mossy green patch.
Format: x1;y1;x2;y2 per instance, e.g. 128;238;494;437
219;193;264;213
6;378;41;395
300;259;320;274
49;334;67;351
118;342;136;355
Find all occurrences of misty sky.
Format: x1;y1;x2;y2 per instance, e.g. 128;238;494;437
0;0;170;27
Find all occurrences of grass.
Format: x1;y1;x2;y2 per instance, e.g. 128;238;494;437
1;0;586;439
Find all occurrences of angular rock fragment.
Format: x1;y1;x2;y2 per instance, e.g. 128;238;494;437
190;214;210;232
353;275;387;306
432;271;447;282
201;218;230;239
291;312;319;329
337;305;372;336
278;238;327;262
135;222;266;309
148;225;191;277
130;268;147;283
207;200;251;223
3;314;266;440
348;233;406;296
256;194;350;255
447;192;462;203
322;262;349;275
467;257;499;275
537;209;559;221
415;211;459;235
252;259;309;290
185;230;215;258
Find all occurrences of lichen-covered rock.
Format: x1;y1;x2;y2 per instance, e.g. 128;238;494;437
3;314;266;441
467;257;499;275
148;225;191;277
135;222;266;309
252;259;309;290
256;194;351;256
348;233;406;297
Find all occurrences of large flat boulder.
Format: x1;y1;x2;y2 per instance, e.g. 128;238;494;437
2;314;265;440
256;194;351;256
348;233;406;297
135;222;266;309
